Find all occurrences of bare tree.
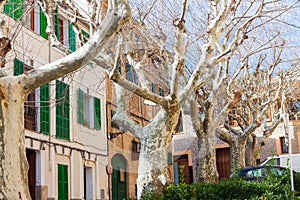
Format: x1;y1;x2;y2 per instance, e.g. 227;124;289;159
218;56;300;172
0;0;130;199
105;1;300;197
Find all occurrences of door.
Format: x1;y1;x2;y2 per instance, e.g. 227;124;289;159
112;154;127;200
174;154;193;184
84;167;93;200
26;149;36;200
216;147;230;179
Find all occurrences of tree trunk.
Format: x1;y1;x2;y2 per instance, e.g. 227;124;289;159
0;80;31;200
137;135;171;199
196;130;219;183
230;138;247;173
245;136;259;166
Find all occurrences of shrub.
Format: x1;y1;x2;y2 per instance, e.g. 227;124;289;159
141;175;299;200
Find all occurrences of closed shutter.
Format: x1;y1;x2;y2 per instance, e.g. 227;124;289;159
56;80;70;140
94;97;101;130
40;7;48;39
40;83;50;134
77;89;84;124
4;0;24;20
81;29;90;39
58;164;68;200
55;7;61;41
13;58;24;76
68;23;76;52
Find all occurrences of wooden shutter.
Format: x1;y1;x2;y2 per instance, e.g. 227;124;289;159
81;29;90;39
77;89;84;124
56;80;70;140
54;6;60;41
4;0;24;20
40;83;50;134
4;0;13;17
14;58;24;76
68;23;76;52
94;97;101;130
58;164;68;200
40;7;48;39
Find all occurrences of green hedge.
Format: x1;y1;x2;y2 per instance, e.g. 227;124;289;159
141;175;299;200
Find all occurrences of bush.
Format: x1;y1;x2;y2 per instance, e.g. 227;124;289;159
141;175;299;200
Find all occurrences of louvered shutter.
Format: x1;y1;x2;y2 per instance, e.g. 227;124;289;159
58;164;68;200
40;7;48;39
13;58;24;76
94;97;101;130
56;80;70;140
40;83;50;134
77;89;84;124
68;23;76;52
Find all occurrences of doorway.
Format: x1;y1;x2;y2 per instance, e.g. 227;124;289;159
84;166;93;200
112;154;127;200
26;149;36;200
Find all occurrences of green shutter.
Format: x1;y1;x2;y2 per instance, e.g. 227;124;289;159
4;1;13;17
56;80;70;140
40;7;48;39
68;23;76;52
55;6;60;41
77;89;84;124
58;164;68;200
40;83;50;134
94;97;101;130
13;58;24;76
81;29;90;39
4;0;24;20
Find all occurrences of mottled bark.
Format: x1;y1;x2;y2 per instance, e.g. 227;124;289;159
137;136;171;199
230;138;247;172
113;85;180;199
0;79;31;200
196;130;219;182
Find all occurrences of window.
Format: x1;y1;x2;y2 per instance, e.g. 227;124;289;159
14;59;36;130
77;89;101;130
58;164;68;200
110;110;119;129
56;80;70;140
176;112;183;133
25;4;35;31
55;16;64;43
4;0;24;20
280;137;289;153
125;64;138;84
132;140;140;153
23;5;76;51
13;58;50;134
151;83;156;93
158;86;164;97
55;9;76;51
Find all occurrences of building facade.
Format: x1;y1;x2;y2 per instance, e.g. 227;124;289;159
3;1;110;199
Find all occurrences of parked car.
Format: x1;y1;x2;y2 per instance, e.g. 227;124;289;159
259;154;300;172
231;165;289;181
